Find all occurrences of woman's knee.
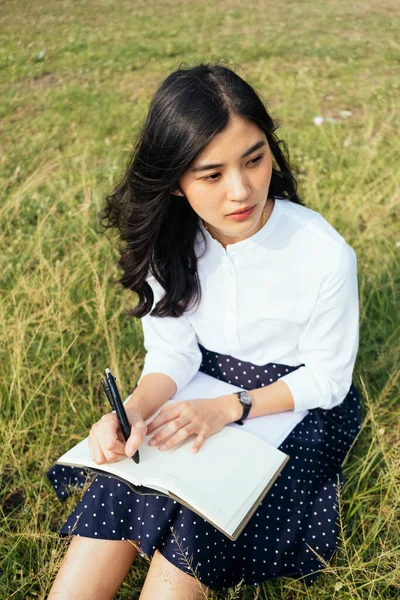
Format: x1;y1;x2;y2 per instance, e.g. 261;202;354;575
48;536;139;600
139;549;209;600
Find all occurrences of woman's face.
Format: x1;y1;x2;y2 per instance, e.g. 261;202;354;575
176;114;273;247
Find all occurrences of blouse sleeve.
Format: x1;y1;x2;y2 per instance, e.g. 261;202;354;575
279;242;359;411
137;276;202;393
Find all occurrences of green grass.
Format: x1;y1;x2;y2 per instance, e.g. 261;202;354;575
1;0;399;597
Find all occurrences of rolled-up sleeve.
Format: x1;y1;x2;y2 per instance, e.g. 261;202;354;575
137;276;202;393
280;242;359;411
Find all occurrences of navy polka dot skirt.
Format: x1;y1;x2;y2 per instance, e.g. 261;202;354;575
47;345;362;591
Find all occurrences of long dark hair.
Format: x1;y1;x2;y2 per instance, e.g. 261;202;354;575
99;62;304;318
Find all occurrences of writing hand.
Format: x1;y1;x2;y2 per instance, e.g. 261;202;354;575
88;408;147;464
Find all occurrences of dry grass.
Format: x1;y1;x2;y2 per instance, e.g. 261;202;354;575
1;0;399;598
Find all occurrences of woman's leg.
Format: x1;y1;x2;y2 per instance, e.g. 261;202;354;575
47;536;139;600
139;549;209;600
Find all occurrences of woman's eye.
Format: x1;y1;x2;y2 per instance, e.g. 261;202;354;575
202;173;221;181
201;155;263;182
249;154;263;165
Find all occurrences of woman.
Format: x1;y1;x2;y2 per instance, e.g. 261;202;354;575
47;63;361;599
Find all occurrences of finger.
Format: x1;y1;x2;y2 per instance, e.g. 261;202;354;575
103;435;126;455
99;414;126;455
116;429;125;443
89;433;126;464
136;420;148;436
103;448;128;463
146;411;175;434
146;405;182;434
157;425;193;451
125;421;147;456
88;433;106;465
192;433;207;454
148;417;189;446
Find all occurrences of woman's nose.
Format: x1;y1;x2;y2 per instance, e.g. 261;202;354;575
226;173;251;202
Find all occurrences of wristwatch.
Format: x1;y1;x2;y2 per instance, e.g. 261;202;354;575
234;390;252;425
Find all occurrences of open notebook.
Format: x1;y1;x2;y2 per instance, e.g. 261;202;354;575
57;372;308;540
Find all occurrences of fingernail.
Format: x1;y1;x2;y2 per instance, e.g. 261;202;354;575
149;439;156;446
126;446;134;455
159;444;166;451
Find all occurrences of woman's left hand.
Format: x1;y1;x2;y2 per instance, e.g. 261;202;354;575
146;397;236;454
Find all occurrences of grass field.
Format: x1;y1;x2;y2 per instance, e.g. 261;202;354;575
1;0;399;598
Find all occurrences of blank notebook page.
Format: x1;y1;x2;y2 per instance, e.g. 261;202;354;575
58;426;286;530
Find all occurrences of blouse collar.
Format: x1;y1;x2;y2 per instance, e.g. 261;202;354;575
197;196;283;257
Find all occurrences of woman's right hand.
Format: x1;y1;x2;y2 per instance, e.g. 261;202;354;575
88;408;148;464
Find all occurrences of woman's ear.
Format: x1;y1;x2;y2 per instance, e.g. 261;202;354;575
171;188;185;197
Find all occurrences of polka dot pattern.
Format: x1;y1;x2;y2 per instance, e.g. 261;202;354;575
46;345;362;591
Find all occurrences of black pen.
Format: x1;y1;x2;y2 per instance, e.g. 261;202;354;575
101;368;140;464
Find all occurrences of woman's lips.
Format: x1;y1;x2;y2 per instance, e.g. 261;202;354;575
226;205;256;221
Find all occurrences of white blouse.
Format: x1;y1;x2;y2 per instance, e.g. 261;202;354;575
137;198;359;412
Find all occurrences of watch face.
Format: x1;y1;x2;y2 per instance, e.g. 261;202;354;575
239;391;252;405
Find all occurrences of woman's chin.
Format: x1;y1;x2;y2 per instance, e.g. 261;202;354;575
209;215;263;245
